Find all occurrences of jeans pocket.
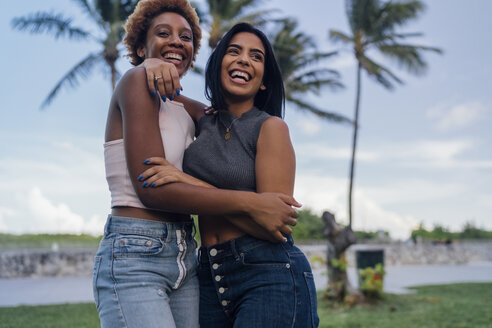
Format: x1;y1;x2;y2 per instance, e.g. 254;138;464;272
113;234;165;258
92;256;102;308
303;272;319;327
240;246;290;269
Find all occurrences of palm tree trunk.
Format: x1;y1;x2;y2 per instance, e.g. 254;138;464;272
110;62;117;90
348;63;362;229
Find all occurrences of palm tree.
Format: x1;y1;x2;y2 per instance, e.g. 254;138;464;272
195;0;275;49
272;18;350;123
329;0;442;228
11;0;139;108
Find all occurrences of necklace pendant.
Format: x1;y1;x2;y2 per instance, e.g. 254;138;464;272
225;130;231;140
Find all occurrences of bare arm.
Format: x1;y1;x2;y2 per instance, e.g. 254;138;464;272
255;117;298;235
139;156;295;242
117;68;299;222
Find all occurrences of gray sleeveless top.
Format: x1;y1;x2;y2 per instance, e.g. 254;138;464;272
183;107;270;191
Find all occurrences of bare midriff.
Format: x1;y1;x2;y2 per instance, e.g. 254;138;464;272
112;206;191;222
199;216;245;246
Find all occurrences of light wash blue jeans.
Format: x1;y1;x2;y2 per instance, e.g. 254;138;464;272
92;215;199;328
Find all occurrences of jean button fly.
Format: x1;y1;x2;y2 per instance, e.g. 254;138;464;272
219;287;225;294
215;275;222;282
212;263;219;270
210;248;218;256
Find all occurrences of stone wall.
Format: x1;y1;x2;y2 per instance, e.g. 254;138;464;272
0;249;95;278
298;241;492;271
1;241;491;278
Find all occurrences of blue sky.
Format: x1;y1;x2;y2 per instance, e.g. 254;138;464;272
0;0;491;239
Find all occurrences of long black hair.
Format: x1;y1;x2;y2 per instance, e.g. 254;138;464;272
205;23;285;118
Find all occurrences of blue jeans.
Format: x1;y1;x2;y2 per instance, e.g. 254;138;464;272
197;235;319;327
92;215;199;328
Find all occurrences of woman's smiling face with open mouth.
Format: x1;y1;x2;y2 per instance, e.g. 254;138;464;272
220;32;266;104
139;12;194;77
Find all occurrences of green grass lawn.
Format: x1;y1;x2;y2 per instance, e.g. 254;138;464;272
0;283;490;327
318;283;492;328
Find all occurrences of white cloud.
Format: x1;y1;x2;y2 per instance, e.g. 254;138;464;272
0;207;16;231
294;174;418;239
330;54;356;70
382;139;492;169
362;179;464;206
426;101;488;131
297;118;322;136
24;187;105;235
296;143;379;162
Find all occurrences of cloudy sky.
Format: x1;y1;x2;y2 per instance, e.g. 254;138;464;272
1;0;490;239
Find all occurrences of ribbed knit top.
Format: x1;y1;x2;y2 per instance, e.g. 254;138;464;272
104;100;195;208
183;107;270;192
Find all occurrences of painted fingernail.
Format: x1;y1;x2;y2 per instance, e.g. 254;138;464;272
168;94;173;101
161;96;166;102
176;89;180;96
137;175;144;181
151;90;156;96
180;87;183;91
150;183;156;187
143;159;151;164
143;181;148;187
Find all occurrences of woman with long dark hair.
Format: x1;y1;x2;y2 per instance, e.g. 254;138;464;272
142;23;319;327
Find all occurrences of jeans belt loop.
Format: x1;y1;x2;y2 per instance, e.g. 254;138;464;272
104;215;112;236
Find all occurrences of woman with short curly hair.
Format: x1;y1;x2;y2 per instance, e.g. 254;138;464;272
92;1;299;327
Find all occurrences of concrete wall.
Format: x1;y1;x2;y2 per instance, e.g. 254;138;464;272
1;241;492;278
0;249;95;278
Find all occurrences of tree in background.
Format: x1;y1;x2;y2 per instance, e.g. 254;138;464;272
195;0;274;49
11;0;139;108
329;0;442;229
272;18;350;123
193;1;351;122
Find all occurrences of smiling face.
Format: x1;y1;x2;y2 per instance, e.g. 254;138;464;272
138;12;194;77
220;32;266;106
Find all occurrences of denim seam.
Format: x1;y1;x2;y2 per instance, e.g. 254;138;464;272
303;272;317;327
110;237;129;328
92;256;102;309
282;243;297;327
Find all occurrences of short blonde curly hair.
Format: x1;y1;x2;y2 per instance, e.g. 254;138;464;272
124;0;201;67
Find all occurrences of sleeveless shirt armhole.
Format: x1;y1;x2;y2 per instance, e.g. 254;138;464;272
252;112;272;153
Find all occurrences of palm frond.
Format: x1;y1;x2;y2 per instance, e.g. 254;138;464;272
70;0;104;28
11;12;92;40
286;96;352;124
359;54;402;90
376;0;424;32
41;52;102;109
377;43;442;75
329;30;354;45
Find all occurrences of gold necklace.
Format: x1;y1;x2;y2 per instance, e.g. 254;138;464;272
220;115;240;141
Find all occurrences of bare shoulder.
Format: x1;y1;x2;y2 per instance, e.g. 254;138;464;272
117;67;146;88
260;116;290;137
176;95;207;121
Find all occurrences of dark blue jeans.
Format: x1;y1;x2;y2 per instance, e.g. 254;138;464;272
198;235;319;327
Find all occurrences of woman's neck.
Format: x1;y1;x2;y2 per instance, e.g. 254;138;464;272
226;98;255;118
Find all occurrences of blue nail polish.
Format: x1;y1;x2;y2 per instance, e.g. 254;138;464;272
161;96;166;102
168;94;173;101
176;89;180;96
143;181;148;187
150;183;156;187
144;159;150;164
151;90;156;96
180;87;183;91
137;174;144;181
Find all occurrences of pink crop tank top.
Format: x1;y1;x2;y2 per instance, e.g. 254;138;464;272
104;100;195;208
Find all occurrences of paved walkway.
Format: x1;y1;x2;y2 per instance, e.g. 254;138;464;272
1;262;491;307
